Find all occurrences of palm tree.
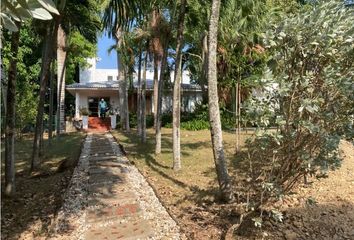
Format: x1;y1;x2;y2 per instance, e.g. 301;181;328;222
172;0;187;170
207;0;234;202
31;21;58;171
4;23;21;196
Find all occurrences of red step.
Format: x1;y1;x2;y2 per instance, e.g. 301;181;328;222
88;117;111;132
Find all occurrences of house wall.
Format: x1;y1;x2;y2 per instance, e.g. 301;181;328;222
75;90;120;118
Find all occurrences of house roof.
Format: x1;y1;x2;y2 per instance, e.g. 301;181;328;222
66;80;202;91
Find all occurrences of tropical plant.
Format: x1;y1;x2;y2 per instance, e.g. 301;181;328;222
207;0;234;202
79;107;90;116
1;0;59;31
243;0;354;211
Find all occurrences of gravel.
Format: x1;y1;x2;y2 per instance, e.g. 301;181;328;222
50;132;184;239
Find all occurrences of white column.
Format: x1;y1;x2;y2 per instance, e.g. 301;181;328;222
151;95;154;114
75;92;80;119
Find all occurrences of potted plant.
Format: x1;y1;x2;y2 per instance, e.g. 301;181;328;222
108;108;118;129
80;107;90;129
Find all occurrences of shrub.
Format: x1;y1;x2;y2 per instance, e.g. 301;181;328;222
181;119;210;131
244;0;354;202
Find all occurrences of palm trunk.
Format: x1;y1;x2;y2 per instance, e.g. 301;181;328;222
137;46;142;136
207;0;234;202
153;56;159;129
56;24;67;136
5;23;21;196
124;68;130;132
155;45;168;154
116;29;126;129
31;23;57;171
48;60;55;143
141;51;147;142
172;0;187;171
201;32;209;104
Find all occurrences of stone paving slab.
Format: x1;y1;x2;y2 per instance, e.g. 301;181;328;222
89;166;122;175
89;155;119;161
87;182;132;196
87;192;137;207
89;174;125;185
85;203;141;223
85;220;154;240
89;160;130;168
90;150;117;157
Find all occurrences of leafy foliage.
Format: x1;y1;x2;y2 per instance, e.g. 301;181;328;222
244;0;354;202
2;22;42;133
1;0;59;31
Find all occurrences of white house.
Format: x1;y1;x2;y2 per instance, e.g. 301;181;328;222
66;58;203;120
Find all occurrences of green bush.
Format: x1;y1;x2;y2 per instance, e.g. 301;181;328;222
244;0;354;201
181;119;210;131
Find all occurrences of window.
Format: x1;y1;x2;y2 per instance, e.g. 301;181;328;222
108;76;113;81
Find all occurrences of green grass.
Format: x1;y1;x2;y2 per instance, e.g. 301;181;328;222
113;128;252;209
1;132;85;176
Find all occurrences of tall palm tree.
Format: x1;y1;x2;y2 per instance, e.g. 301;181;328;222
207;0;234;202
4;23;21;196
172;0;187;170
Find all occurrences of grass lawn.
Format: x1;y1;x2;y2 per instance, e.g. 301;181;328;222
1;132;85;240
112;128;252;239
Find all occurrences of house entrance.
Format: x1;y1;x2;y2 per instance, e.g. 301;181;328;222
88;97;110;117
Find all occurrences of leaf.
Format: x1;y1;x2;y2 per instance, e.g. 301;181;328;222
15;6;32;19
27;0;53;20
36;0;59;15
0;13;18;31
17;0;29;9
29;7;52;20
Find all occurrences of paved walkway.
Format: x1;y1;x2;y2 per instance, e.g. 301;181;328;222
54;133;181;240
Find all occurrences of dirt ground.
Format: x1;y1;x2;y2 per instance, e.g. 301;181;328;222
1;133;85;240
114;129;354;240
261;140;354;240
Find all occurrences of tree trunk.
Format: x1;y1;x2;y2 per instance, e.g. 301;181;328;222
172;0;187;171
5;23;21;196
207;0;234;202
155;45;168;154
141;51;148;142
137;46;142;136
115;29;126;129
31;23;57;171
201;32;209;104
153;55;159;129
48;60;55;143
124;68;130;132
56;24;67;136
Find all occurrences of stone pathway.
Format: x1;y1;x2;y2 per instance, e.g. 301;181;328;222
54;133;182;240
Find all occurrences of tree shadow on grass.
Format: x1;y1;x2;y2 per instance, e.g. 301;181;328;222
0;133;85;240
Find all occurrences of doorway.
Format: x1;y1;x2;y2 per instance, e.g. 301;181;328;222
88;97;110;117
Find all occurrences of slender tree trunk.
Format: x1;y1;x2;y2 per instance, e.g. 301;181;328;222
172;0;187;171
201;32;209;104
141;51;147;142
155;45;168;154
31;23;57;171
5;24;21;196
124;68;130;132
115;29;126;129
48;60;55;143
137;46;142;136
207;0;234;202
56;24;67;136
153;56;159;129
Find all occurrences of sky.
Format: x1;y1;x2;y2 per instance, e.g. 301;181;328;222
96;33;117;69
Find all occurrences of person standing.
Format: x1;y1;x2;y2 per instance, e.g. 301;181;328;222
99;98;107;118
